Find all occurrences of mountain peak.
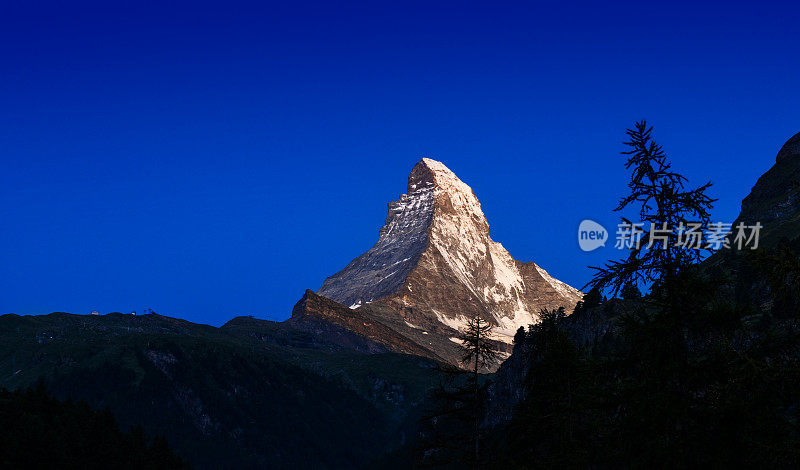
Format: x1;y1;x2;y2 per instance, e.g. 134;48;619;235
410;158;488;228
413;157;452;174
417;157;457;178
316;157;581;365
408;158;472;193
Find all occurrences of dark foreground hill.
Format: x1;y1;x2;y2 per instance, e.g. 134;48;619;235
0;311;443;469
477;130;800;469
0;383;188;469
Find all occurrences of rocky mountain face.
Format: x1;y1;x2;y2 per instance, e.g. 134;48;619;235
307;158;582;369
733;131;800;246
288;290;444;360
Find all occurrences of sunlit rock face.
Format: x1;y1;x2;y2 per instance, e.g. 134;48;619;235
315;159;581;368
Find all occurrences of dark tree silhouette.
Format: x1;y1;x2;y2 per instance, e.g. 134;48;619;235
588;120;716;296
458;316;498;469
513;326;526;347
0;382;188;469
620;282;642;299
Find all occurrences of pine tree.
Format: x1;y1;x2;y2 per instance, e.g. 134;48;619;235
582;287;603;309
458;316;498;469
588;120;716;297
620;282;642;299
513;326;526;347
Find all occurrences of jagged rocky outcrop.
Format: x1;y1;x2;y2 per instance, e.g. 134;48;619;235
733;131;800;246
309;158;582;369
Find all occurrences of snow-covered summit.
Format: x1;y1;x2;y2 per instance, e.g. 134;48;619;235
317;158;582;353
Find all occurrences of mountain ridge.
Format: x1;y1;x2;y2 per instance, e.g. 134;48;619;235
0;310;443;469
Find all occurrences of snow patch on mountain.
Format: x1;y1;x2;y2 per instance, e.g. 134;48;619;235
434;309;471;332
535;265;583;300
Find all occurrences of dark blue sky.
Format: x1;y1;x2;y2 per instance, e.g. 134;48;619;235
2;1;798;325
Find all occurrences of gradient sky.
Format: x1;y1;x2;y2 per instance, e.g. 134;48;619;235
2;1;799;325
